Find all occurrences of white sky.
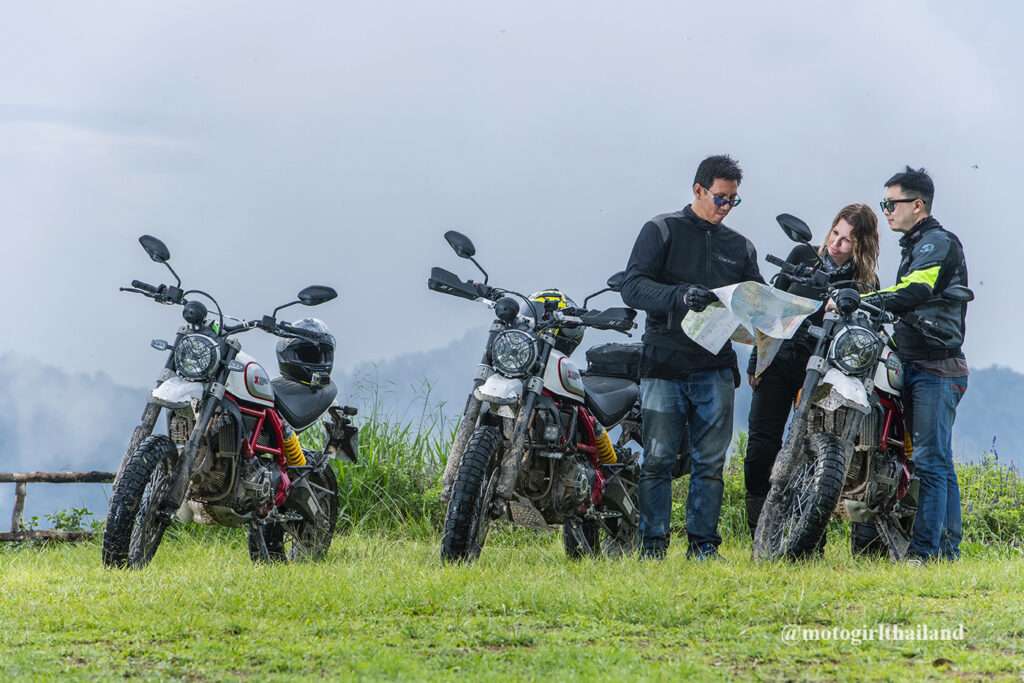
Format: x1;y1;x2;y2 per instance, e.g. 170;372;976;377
2;1;1020;385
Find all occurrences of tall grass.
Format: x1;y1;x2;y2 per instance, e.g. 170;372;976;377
339;398;1024;549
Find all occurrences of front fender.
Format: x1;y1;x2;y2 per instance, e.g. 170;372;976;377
474;374;523;418
152;375;205;410
814;368;871;414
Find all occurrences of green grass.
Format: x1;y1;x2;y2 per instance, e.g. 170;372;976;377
1;528;1022;681
5;409;1023;680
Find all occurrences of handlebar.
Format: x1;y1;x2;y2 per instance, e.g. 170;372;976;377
131;279;160;294
120;280;184;305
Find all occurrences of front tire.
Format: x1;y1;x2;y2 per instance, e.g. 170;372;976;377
441;426;500;563
103;435;179;569
754;431;850;561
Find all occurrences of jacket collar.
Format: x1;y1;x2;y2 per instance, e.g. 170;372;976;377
683;204;721;232
899;216;941;249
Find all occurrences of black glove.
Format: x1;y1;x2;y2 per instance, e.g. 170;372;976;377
682;285;718;312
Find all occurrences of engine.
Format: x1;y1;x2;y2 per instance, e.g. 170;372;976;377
545;455;595;523
173;409;278;527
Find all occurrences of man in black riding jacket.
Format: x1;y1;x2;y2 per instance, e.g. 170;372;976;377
621;155;763;560
862;166;969;564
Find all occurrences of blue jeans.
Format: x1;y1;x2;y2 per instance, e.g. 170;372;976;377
904;365;968;560
639;369;734;549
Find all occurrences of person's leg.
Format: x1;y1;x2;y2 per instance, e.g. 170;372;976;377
684;368;735;553
638;378;688;557
906;367;965;561
744;362;800;538
940;375;968;560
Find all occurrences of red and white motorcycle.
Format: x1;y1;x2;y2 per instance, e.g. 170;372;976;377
103;235;358;568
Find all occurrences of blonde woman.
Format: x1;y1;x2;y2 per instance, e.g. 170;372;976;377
744;204;880;540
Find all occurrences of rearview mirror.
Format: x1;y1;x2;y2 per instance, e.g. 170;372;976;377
942;285;974;303
606;271;626;292
298;285;338;306
444;230;476;259
776;214;813;244
139;235;171;263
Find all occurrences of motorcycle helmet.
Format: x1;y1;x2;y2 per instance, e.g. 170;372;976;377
276;318;336;387
528;288;584;355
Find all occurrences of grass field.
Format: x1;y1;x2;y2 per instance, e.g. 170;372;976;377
2;527;1022;681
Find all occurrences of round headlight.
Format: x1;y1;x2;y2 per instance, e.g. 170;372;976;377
490;329;537;377
830;325;881;375
174;334;221;380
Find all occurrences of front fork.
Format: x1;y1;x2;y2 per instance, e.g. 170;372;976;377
769;317;836;486
441;365;490;501
495;341;551;501
162;341;240;514
442;329;499;502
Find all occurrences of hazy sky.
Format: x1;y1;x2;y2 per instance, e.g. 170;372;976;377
2;1;1020;386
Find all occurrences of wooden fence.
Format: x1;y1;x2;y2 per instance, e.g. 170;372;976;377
0;471;115;542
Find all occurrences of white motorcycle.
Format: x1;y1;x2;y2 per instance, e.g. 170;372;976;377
753;215;974;560
103;235;358;568
428;231;641;562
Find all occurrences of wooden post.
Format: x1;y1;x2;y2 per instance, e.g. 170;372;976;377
1;471;115;543
11;482;26;533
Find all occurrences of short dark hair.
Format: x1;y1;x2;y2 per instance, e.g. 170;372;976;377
885;165;934;210
693;154;742;189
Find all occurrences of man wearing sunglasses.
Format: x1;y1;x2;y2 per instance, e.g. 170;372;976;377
864;166;970;564
621;154;763;561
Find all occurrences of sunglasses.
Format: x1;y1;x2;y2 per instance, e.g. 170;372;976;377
879;198;917;214
703;186;742;208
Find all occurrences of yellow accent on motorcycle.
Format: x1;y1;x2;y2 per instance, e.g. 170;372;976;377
595;425;617;465
904;431;913;459
282;432;307;467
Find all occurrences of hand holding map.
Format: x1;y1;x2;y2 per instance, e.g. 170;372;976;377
681;282;822;376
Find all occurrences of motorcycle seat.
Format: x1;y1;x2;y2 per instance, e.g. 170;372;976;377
271;377;338;430
582;375;639;428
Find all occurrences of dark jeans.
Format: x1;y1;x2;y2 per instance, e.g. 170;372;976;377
905;364;968;560
639;369;734;550
744;351;807;503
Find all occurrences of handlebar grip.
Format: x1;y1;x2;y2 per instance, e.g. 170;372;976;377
765;254;789;270
475;283;498;300
131;280;160;294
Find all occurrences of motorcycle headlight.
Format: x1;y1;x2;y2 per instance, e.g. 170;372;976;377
490;329;537;377
174;334;221;380
830;325;881;375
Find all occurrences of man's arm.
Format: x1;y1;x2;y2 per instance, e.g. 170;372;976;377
744;238;766;285
863;232;953;313
620;221;687;314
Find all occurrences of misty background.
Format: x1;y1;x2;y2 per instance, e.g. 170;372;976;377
1;2;1021;524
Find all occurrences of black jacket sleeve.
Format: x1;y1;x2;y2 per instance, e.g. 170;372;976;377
620;221;687;315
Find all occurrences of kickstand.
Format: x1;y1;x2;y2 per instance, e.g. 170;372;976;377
251;521;271;563
569;519;593;554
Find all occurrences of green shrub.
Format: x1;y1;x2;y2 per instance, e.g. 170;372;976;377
958;454;1024;549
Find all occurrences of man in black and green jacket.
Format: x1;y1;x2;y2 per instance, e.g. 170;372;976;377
865;166;969;563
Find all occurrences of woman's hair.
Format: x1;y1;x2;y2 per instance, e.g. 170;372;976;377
819;203;880;289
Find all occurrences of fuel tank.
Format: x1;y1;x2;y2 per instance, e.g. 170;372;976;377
543;349;585;403
226;350;275;407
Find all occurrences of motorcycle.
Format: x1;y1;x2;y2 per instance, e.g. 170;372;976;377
753;215;973;561
103;235;359;568
428;231;641;562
